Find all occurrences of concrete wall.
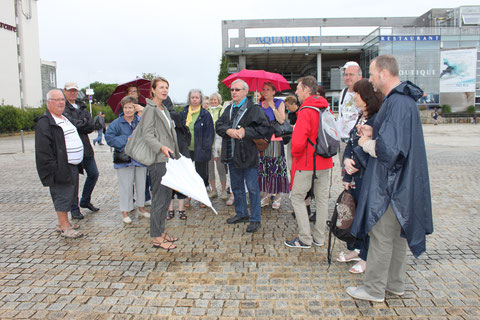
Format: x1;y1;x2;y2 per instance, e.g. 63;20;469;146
0;1;21;107
0;0;42;108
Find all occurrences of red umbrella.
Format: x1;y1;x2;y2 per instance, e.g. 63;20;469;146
107;78;151;114
222;69;290;92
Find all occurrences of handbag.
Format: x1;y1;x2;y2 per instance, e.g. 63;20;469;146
125;117;157;166
113;149;131;164
253;138;269;152
272;119;293;137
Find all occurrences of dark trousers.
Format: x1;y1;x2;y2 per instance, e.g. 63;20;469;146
71;156;99;212
148;162;172;237
190;150;208;187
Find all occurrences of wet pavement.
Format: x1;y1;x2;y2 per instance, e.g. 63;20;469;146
0;123;479;319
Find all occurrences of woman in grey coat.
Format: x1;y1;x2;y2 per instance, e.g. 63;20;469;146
142;77;181;250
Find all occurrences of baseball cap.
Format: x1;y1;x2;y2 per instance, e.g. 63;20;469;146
342;61;360;70
64;82;80;90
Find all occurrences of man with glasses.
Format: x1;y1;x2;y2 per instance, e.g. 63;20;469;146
63;82;100;219
34;89;84;238
216;79;271;233
338;61;363;167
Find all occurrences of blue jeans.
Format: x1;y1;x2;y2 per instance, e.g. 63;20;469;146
93;130;103;144
72;156;99;212
228;164;261;222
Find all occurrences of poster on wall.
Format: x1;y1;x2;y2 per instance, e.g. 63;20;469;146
439;48;477;93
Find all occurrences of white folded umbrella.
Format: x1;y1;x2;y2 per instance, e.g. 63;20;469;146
161;156;218;215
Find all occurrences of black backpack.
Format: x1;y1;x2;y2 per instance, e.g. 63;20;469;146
93;116;102;130
326;189;357;265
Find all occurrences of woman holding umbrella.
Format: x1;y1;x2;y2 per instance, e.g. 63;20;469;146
142;77;181;250
181;89;215;210
105;96;150;224
259;82;289;209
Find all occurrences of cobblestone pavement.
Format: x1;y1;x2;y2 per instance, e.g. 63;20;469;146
0;124;479;319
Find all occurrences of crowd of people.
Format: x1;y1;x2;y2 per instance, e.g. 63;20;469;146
35;54;432;302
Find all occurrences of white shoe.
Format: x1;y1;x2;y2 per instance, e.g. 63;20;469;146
122;216;132;224
346;286;384;302
138;210;150;218
144;200;151;206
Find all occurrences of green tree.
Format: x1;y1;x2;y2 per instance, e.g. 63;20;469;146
87;82;118;105
217;55;230;103
141;72;160;81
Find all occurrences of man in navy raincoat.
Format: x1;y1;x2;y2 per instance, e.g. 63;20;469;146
347;55;433;302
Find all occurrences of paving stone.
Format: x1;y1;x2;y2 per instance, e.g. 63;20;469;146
0;126;479;318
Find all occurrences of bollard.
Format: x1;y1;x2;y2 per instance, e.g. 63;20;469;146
21;130;25;153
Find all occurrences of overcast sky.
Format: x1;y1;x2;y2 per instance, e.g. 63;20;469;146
38;0;479;102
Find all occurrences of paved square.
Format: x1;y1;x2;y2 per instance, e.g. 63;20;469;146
0;124;479;319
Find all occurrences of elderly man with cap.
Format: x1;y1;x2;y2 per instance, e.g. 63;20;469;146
63;82;100;219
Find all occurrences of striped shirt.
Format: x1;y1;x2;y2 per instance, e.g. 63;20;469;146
52;115;84;165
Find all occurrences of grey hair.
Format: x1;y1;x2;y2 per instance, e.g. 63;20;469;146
188;89;203;105
120;95;138;107
46;89;62;100
372;55;399;77
231;79;249;92
209;92;222;104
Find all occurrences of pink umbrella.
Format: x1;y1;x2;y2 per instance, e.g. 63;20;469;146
222;69;290;92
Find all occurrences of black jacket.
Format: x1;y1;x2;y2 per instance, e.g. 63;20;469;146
216;98;271;169
63;100;95;158
170;110;191;158
34;109;83;187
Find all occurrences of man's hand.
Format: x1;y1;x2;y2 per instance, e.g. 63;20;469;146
237;127;245;139
160;146;174;158
226;129;241;139
344;158;359;175
343;182;353;190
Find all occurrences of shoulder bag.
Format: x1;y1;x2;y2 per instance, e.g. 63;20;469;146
125;117;157;166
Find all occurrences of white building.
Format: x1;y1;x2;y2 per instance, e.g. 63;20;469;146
0;0;43;108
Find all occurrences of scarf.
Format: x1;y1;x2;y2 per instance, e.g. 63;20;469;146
185;105;201;126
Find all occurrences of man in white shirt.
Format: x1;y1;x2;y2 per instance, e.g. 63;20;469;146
35;89;84;238
337;61;363;169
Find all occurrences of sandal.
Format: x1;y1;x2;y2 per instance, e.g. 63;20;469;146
272;198;281;210
261;195;271;207
152;239;176;251
164;233;178;242
61;228;83;239
179;210;187;220
349;260;366;274
199;203;207;208
56;224;80;232
226;196;234;206
336;250;361;263
166;210;175;220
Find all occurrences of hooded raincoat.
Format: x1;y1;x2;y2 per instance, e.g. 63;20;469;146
351;81;433;258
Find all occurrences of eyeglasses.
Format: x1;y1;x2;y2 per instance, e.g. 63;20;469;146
230;88;243;92
48;98;66;102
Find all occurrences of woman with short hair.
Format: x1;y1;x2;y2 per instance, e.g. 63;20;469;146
105;96;150;224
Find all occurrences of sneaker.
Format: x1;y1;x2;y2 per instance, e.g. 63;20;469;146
122;216;132;224
386;288;405;296
346;286;384;302
312;238;324;246
144;200;152;206
284;237;311;248
137;209;150;218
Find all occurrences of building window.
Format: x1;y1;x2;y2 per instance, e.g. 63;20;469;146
49;71;56;87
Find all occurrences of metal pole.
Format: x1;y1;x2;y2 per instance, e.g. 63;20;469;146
89;100;92;115
21;129;25;153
